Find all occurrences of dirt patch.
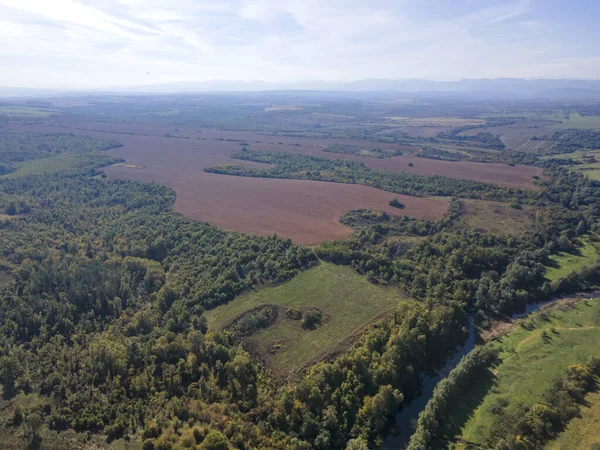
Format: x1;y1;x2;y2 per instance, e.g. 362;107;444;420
0;214;26;221
113;162;145;169
12;122;448;245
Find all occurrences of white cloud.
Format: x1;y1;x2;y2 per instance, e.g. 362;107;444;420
0;0;597;88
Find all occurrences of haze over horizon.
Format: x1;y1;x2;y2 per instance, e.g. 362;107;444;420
1;0;599;90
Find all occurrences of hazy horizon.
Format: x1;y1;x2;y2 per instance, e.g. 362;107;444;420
1;0;600;89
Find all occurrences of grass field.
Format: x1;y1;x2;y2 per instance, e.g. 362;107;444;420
545;236;600;281
453;298;600;448
541;149;600;180
460;199;538;235
2;153;117;178
551;113;600;130
0;106;57;117
572;162;600;180
546;390;600;450
206;262;408;379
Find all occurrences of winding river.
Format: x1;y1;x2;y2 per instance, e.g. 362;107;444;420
380;291;600;449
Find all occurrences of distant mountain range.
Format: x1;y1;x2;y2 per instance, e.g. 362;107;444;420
3;78;600;99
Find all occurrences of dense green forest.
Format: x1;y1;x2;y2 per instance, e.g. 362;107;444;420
1;126;600;450
552;129;600;151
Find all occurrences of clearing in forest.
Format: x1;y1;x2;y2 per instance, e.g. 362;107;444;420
460;199;538;235
206;262;408;379
545;235;600;281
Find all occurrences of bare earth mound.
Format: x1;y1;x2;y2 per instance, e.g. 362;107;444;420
12;123;448;245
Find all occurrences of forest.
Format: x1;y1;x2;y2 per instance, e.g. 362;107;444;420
0;104;600;450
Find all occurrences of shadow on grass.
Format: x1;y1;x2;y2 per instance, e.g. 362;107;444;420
436;368;497;447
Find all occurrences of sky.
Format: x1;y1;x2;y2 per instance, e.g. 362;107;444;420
1;0;599;89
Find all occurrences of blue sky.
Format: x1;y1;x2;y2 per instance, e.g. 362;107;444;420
0;0;598;88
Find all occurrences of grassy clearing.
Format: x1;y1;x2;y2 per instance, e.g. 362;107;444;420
460;199;538;235
2;153;117;178
541;149;600;180
551;113;600;130
545;236;600;281
0;106;57;117
454;298;600;448
573;162;600;180
206;262;407;379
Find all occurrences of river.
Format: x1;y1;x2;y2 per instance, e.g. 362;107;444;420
380;291;600;449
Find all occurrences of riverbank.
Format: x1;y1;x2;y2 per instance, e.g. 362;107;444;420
381;291;600;449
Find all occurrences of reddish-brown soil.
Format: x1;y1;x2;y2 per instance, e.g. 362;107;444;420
43;121;542;189
9;122;448;245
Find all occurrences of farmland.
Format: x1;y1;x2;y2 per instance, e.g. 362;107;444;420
550;113;600;130
2;92;600;450
0;106;57;117
0;122;459;244
206;262;407;379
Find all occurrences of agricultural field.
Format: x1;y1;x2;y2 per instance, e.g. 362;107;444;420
3;93;600;449
206;262;408;379
545;236;600;281
573;162;600;180
550;113;600;130
542;149;600;180
7;123;453;245
0;106;57;117
464;120;559;153
13;121;541;189
460;199;538;235
453;298;600;448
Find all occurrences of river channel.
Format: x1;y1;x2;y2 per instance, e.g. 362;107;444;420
380;291;600;449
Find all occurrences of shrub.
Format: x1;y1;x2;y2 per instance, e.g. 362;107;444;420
285;307;302;320
389;198;405;209
302;308;323;330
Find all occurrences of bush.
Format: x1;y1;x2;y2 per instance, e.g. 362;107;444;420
5;201;17;216
301;308;323;330
285;307;302;320
389;198;405;209
509;200;522;209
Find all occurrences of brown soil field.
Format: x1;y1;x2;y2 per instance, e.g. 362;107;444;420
10;122;448;245
34;120;542;189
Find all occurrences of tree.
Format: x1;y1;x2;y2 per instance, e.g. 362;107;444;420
346;438;369;450
5;201;17;216
389;198;405;209
0;356;24;399
202;430;228;450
